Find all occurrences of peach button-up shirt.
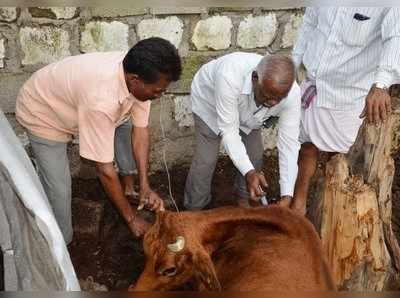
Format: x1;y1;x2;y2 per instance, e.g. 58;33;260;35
16;51;151;163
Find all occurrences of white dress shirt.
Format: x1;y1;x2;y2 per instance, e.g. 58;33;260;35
293;7;400;110
191;52;301;197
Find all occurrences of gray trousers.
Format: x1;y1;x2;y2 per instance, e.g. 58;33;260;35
184;114;264;210
28;120;136;244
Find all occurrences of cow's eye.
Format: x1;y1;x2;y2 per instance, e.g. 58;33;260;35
160;266;178;277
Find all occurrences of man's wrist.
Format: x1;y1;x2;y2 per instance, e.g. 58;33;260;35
245;169;256;181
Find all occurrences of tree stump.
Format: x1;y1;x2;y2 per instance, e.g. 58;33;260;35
311;99;400;290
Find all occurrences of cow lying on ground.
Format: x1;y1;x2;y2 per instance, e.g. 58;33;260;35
130;205;335;291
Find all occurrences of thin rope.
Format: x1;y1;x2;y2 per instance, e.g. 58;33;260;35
160;95;180;213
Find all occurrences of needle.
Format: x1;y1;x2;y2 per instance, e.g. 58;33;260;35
258;186;269;206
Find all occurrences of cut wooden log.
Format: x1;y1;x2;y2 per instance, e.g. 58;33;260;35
312;104;400;290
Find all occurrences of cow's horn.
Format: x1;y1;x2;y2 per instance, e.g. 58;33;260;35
167;236;185;253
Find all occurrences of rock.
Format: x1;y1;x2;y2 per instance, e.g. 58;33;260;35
237;13;278;49
281;13;304;48
192;16;233;50
19;26;70;65
0;7;17;22
81;21;129;53
137;16;184;49
79;276;108;291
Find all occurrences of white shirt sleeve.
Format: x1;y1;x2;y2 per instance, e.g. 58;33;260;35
375;8;400;87
215;73;255;176
292;7;318;69
276;86;301;197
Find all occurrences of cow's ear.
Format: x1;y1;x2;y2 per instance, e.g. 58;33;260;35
193;251;221;291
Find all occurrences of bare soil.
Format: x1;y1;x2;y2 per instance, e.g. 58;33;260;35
68;153;400;290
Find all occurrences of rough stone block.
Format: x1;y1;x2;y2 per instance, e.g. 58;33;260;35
281;13;303;48
174;95;193;127
81;21;129;53
29;7;77;19
0;39;5;68
48;7;77;19
72;197;105;239
192;16;233;50
0;72;32;113
237;13;278;49
169;54;216;93
0;7;17;22
89;7;148;18
137;17;184;49
19;26;71;65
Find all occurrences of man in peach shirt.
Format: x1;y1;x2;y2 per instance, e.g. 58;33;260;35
15;38;182;244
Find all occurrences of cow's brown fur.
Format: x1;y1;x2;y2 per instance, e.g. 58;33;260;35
131;206;335;291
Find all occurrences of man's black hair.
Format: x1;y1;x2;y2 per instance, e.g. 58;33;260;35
123;37;182;83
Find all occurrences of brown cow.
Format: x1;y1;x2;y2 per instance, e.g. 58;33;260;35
131;205;335;291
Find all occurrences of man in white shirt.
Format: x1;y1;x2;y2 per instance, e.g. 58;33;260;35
184;52;301;210
292;8;400;215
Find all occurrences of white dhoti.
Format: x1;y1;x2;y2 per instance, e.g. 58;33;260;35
299;82;364;153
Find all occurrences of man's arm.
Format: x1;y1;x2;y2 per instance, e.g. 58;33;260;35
132;125;164;211
276;85;301;200
78;108;151;238
363;8;400;124
292;7;318;69
215;72;266;200
95;161;149;237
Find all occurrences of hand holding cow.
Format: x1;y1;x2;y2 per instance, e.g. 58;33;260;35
245;169;268;201
137;187;165;212
126;213;151;238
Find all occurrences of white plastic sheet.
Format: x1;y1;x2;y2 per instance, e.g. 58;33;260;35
0;109;80;290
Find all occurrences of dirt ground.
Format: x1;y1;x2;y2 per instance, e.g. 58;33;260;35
68;152;400;291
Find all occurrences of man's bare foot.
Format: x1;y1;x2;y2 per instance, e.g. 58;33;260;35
128;214;151;238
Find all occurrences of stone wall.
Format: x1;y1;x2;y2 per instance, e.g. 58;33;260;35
0;6;304;174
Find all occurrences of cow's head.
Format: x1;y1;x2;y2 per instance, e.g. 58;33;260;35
130;211;221;291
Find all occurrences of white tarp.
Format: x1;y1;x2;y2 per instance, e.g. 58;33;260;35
0;109;80;290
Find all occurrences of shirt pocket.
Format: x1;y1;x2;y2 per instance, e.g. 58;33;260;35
339;10;381;47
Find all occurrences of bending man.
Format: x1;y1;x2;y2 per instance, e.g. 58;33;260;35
16;38;182;243
184;52;301;210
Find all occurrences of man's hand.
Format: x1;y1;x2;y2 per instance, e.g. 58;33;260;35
245;169;268;201
360;85;391;125
138;187;165;212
